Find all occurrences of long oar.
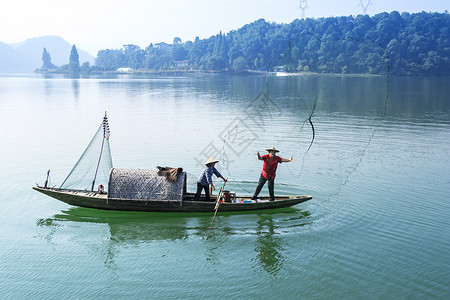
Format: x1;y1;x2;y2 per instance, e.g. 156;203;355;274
206;179;227;240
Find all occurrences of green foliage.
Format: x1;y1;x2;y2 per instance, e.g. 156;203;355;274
91;12;450;75
80;62;91;73
96;49;125;70
171;44;188;61
69;45;80;73
232;57;247;72
41;47;55;69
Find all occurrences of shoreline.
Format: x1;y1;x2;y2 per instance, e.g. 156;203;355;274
33;69;393;78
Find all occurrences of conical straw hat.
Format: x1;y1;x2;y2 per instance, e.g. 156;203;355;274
205;157;219;165
265;146;280;153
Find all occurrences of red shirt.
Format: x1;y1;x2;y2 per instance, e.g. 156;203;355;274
261;154;282;179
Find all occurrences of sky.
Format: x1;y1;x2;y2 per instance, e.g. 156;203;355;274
1;0;448;55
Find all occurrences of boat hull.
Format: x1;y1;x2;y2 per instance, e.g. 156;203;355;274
33;186;312;212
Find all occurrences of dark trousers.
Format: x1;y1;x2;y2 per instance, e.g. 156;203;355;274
194;182;210;201
252;174;275;200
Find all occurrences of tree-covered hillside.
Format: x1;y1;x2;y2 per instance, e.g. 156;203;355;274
95;11;450;75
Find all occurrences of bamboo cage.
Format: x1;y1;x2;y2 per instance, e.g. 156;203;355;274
108;168;186;201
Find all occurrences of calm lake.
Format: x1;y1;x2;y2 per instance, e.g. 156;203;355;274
0;73;449;299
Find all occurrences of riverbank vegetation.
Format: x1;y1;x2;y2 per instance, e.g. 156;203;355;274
40;11;450;76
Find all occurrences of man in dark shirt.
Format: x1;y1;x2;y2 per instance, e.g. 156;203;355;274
194;157;227;201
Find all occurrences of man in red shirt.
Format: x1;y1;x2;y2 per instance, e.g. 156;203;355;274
251;146;295;201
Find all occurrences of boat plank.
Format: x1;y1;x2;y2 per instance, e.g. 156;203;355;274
33;186;311;212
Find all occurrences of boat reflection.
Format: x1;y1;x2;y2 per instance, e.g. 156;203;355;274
36;207;200;243
255;215;285;275
254;211;311;275
36;206;311;276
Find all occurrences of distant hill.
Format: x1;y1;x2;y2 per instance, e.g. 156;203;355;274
0;42;29;72
0;36;94;73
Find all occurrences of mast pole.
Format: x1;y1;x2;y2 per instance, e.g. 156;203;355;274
91;112;108;192
91;136;105;191
44;169;50;188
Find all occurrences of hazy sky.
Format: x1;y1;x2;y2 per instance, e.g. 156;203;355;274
1;0;448;55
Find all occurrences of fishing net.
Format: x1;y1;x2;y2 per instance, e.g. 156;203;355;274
193;32;391;200
60;114;113;191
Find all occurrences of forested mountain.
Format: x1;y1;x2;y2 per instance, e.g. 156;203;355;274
0;36;94;73
95;11;450;75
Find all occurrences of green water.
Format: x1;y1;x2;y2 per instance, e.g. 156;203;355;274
0;73;449;299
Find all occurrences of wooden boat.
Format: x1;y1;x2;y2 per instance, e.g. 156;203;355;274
32;186;312;212
33;113;312;212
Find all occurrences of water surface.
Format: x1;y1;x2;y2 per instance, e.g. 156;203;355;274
0;73;449;299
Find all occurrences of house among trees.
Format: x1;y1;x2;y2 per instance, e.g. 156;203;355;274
123;44;139;52
117;67;134;73
273;66;285;72
153;42;172;51
173;60;190;67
